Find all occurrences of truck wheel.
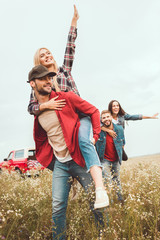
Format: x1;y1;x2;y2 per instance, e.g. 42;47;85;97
15;168;22;174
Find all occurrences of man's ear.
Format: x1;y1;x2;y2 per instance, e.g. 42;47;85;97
30;80;35;88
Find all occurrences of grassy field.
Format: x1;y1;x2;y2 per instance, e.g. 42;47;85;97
0;154;160;240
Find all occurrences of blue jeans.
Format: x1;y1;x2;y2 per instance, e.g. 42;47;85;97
78;116;102;171
52;159;104;240
102;159;123;201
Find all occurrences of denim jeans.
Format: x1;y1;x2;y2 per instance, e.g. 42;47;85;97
52;159;104;240
102;159;123;201
78;116;102;171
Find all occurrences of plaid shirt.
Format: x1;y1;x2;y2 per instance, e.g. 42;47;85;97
28;26;80;115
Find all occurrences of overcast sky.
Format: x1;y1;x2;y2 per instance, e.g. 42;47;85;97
0;0;160;161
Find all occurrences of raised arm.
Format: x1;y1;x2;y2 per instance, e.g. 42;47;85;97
62;5;79;72
71;5;79;28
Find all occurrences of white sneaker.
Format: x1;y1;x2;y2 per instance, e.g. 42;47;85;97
94;188;109;209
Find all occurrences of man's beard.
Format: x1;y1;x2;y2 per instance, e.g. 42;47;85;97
35;82;51;96
103;121;112;128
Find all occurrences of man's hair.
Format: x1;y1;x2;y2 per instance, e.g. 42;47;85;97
101;110;111;117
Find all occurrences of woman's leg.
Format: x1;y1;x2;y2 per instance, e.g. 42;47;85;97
79;117;102;172
78;117;109;208
90;166;104;188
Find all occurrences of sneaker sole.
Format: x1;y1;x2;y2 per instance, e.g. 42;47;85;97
94;201;109;209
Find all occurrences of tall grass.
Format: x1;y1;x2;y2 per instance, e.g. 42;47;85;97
0;154;160;240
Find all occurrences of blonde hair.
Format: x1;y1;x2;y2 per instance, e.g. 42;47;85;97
33;47;58;72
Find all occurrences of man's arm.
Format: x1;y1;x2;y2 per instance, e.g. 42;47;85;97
68;92;101;142
101;126;117;138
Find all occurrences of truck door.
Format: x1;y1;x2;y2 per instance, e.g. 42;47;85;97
13;149;27;172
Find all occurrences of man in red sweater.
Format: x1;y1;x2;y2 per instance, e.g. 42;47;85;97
28;65;109;239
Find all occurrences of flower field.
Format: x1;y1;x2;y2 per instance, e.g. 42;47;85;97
0;154;160;240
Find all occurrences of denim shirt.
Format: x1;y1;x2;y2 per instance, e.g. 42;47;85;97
118;113;143;129
96;123;125;165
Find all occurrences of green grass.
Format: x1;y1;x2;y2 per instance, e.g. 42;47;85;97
0;154;160;240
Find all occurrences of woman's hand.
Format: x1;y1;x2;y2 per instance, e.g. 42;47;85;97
151;113;159;119
143;113;159;119
71;5;79;27
40;96;66;111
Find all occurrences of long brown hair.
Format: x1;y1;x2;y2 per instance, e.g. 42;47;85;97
108;100;125;116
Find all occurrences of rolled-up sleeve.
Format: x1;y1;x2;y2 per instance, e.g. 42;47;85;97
28;90;41;116
124;113;143;121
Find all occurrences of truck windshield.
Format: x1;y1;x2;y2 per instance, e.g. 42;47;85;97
8;152;14;160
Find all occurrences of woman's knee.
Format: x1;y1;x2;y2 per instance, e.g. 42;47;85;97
78;135;91;146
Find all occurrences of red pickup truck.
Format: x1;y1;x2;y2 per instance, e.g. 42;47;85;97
0;148;44;175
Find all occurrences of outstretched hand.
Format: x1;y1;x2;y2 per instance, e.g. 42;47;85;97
71;5;79;27
152;113;159;119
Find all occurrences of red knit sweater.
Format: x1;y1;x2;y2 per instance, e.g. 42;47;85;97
33;91;101;168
